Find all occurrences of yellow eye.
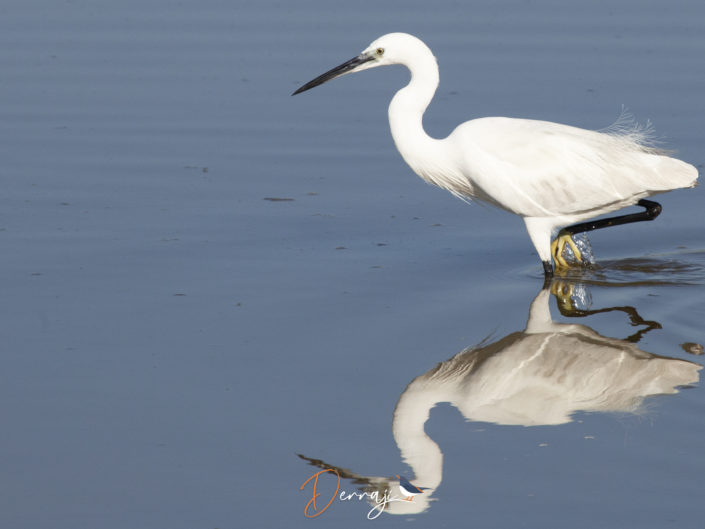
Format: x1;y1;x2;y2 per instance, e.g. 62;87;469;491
376;47;385;56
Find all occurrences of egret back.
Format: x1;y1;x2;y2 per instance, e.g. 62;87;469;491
448;117;698;218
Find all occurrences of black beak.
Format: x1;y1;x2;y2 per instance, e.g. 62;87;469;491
292;53;375;96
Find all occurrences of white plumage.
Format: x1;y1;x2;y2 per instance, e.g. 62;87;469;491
294;33;698;274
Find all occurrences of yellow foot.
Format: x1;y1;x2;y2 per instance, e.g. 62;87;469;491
551;230;583;270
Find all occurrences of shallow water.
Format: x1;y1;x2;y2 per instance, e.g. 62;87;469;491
2;0;704;528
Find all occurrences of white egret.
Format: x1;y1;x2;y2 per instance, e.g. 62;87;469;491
293;33;698;277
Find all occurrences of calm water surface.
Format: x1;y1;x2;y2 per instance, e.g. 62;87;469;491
1;1;704;528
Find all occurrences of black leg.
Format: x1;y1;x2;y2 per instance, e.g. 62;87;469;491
542;260;554;286
561;199;662;236
542;260;554;276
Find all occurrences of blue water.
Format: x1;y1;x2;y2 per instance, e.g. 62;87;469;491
1;0;704;528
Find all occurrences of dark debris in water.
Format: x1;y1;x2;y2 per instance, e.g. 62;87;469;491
681;342;705;355
184;165;208;173
263;197;295;202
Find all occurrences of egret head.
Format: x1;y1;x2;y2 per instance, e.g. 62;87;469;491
292;33;429;95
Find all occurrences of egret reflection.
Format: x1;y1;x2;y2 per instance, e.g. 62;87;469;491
299;283;701;516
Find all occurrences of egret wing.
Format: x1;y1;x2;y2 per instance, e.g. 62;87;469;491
453;117;697;218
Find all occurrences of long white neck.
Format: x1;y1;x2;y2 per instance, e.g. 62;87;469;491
388;53;471;197
388;52;443;176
